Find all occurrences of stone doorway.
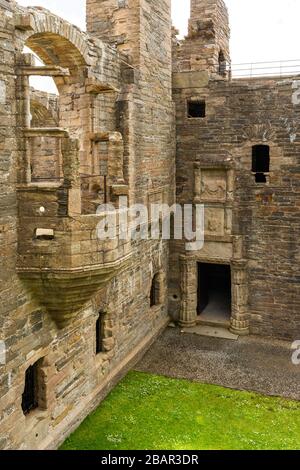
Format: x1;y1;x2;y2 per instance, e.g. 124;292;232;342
197;263;231;326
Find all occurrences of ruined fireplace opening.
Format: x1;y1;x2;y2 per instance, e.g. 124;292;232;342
197;263;231;325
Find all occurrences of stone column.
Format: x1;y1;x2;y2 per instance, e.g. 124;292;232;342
230;236;250;335
179;256;197;327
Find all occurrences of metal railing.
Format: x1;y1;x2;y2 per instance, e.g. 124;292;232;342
229;59;300;79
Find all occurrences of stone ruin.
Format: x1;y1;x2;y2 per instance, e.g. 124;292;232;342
0;0;299;449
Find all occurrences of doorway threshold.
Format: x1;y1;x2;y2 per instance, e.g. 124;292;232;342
197;312;230;329
181;324;239;341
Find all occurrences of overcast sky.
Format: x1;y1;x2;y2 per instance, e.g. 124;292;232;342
18;0;300;91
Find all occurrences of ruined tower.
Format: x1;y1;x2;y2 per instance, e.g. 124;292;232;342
86;0;174;205
174;0;230;75
86;0;172;74
86;0;141;65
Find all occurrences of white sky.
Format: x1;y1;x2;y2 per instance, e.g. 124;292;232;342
18;0;300;91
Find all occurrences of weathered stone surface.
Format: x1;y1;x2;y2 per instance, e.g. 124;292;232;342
0;0;172;450
0;0;299;451
171;0;300;339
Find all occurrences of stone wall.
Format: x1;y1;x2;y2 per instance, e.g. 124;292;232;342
172;0;300;340
1;0;299;452
0;0;173;450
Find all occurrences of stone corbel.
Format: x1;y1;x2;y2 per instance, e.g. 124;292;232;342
85;77;120;94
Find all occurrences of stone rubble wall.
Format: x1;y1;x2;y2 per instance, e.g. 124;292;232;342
172;0;300;340
0;0;173;450
0;0;299;452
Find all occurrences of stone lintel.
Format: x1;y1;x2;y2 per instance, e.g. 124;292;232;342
110;184;129;197
24;128;69;138
194;161;234;170
18;66;70;77
173;70;209;89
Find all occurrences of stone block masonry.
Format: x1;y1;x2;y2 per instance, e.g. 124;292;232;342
0;0;173;449
171;0;300;340
0;0;299;450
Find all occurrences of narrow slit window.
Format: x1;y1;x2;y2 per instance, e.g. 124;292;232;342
252;145;270;183
22;363;39;415
150;274;160;307
96;313;105;354
187;100;206;118
218;50;226;76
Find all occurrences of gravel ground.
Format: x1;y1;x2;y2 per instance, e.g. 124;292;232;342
135;327;300;400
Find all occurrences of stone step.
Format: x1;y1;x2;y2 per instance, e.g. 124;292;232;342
182;324;239;341
197;318;231;329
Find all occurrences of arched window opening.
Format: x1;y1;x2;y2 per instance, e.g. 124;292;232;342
96;312;105;354
218;50;227;76
252;145;270;183
21;358;45;415
23;46;58;95
21;46;63;184
22;32;113;215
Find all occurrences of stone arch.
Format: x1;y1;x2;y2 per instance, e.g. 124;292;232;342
17;8;94;185
21;7;91;71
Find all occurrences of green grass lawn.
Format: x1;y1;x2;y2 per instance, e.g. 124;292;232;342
60;371;300;450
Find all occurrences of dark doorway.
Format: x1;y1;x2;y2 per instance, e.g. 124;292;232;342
198;263;231;324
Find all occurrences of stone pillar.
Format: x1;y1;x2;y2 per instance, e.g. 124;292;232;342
179;256;197;327
230;236;250;335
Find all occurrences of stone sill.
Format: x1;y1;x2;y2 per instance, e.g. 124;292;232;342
17;182;61;191
24;409;48;429
150;305;164;314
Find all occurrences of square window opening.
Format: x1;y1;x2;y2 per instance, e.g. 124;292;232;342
187;100;206;118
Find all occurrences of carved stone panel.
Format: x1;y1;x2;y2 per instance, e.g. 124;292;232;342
200;169;227;202
205;207;225;236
